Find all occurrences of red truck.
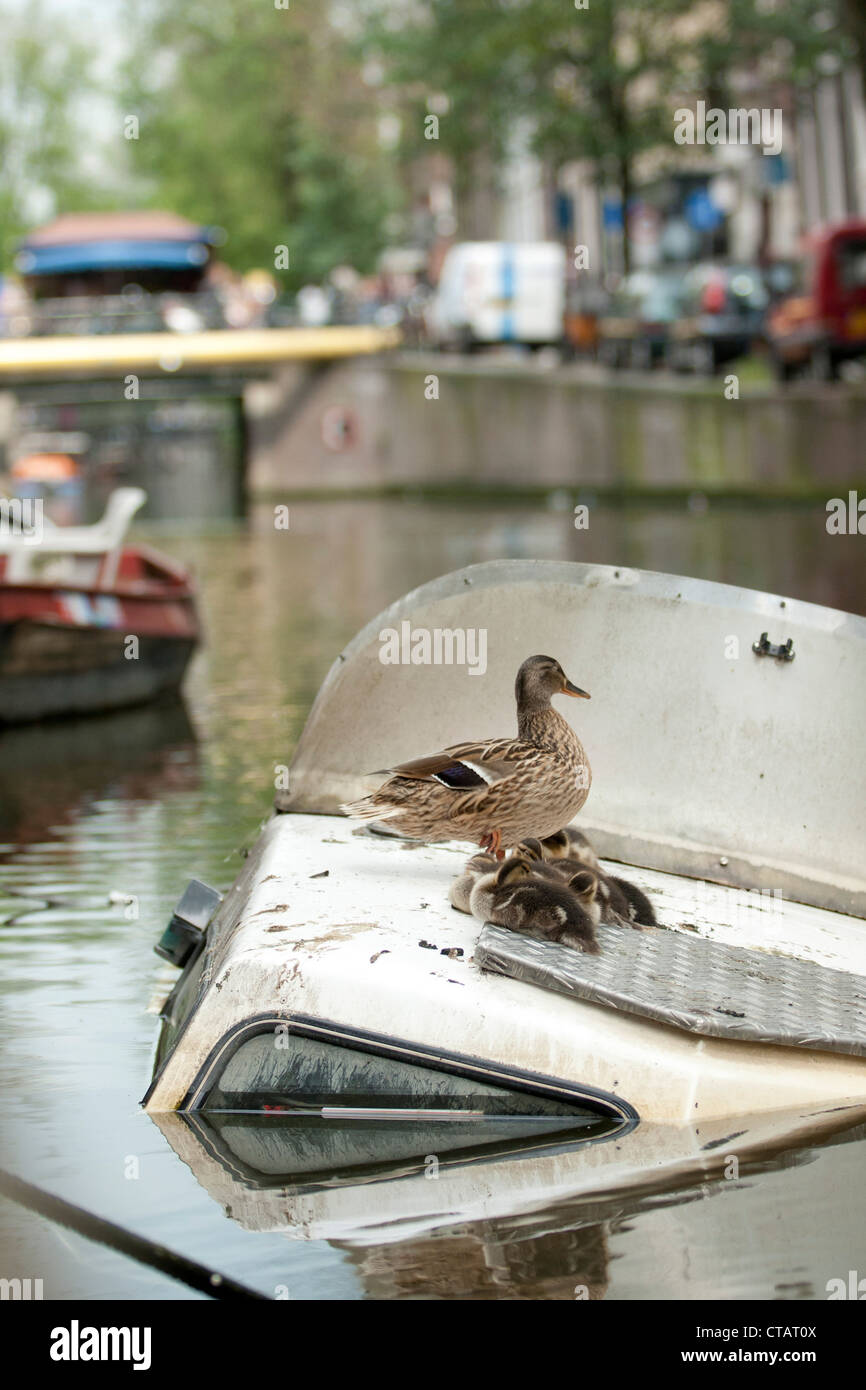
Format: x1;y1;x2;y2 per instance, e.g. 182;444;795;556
765;220;866;381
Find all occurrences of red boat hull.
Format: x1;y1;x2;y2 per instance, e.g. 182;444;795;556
0;544;200;723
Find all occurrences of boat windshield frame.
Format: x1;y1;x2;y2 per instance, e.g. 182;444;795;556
179;1012;639;1123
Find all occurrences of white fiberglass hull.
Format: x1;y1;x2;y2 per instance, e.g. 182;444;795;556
146;813;866;1124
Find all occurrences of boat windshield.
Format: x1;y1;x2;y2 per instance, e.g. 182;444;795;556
198;1024;603;1121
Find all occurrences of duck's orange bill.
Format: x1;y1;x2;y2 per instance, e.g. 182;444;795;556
563;680;590;698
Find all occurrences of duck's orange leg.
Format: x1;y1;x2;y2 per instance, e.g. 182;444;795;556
479;829;504;860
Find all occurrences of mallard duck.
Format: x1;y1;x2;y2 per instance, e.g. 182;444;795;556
518;839;623;926
560;867;603;930
342;655;592;855
537;828;656;928
540;826;601;872
497;840;606;924
512;838;573;881
610;876;657;928
469;857;600;954
448;851;498;914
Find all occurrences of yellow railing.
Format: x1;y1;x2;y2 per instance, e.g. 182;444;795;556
0;325;402;376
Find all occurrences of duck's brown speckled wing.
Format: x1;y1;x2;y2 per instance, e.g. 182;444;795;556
383;738;538;789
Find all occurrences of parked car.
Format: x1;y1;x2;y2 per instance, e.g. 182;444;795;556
764;220;866;381
595;269;685;369
427;241;566;350
666;263;771;373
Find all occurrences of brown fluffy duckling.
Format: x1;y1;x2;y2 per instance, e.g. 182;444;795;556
539;826;601;872
469;857;600;954
448;851;498;914
518;837;630;926
610;876;657;928
527;832;656;929
512;837;573;881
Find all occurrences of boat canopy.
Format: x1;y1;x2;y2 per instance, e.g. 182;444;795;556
283;560;866;917
17;241;210;276
16;212;213;278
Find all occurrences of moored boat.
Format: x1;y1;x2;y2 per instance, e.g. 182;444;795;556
0;487;200;722
145;560;866;1193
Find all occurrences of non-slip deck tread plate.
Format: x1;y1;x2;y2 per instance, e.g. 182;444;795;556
476;924;866;1057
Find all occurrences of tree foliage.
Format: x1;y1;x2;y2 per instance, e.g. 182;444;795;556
2;0;864;280
363;0;696;240
0;3;105;267
122;0;397;282
362;0;860;263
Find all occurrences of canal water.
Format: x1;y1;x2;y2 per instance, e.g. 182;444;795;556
1;496;864;1300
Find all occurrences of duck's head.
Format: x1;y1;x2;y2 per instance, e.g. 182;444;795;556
515;655;589;711
540;829;572;860
567;868;598;904
569;867;594;900
515;837;545;862
495;856;534;886
543;827;597;868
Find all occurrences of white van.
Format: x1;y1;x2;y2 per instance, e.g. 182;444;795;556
428;241;566;349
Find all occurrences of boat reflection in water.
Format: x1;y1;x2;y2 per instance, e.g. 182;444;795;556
0;697;198;843
151;1102;866;1298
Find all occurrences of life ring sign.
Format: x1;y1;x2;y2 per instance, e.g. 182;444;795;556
321;405;359;452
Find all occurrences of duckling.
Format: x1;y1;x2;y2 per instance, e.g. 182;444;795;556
448;851;498;914
469;857;600;955
561;867;603;929
342;655;592;856
540;826;601;872
609;875;657;928
516;835;611;913
535;830;656;929
513;838;572;881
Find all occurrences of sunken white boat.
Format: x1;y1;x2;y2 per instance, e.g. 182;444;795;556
146;560;866;1210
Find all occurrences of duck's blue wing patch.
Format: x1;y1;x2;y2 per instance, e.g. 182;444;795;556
432;763;488;789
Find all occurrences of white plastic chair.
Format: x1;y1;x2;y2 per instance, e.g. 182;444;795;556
1;486;147;587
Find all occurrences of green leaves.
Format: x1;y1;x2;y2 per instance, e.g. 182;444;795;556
2;0;861;280
121;0;396;281
0;3;101;267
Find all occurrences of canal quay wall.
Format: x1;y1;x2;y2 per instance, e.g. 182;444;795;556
246;353;866;501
